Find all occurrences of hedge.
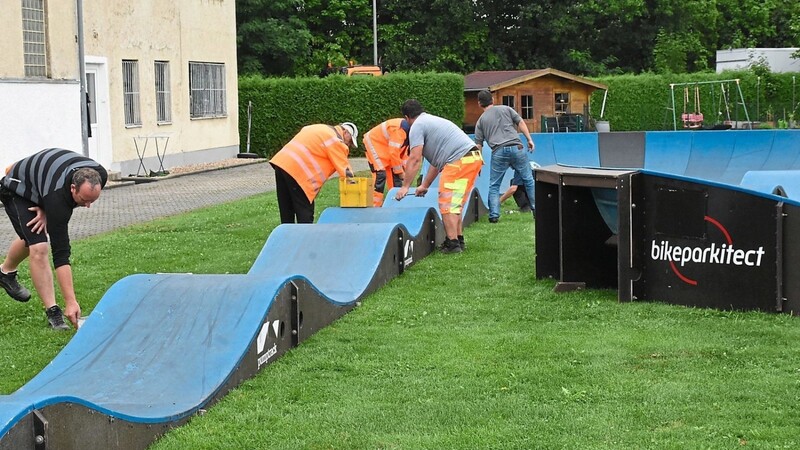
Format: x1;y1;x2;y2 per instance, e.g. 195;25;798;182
238;70;800;156
589;71;800;131
238;73;464;158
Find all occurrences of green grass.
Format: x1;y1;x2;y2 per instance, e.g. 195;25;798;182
2;179;800;449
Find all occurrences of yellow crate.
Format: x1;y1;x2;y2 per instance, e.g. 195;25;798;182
339;176;373;207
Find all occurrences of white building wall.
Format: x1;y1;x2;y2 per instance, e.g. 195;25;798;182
717;48;800;73
0;81;83;170
83;0;240;175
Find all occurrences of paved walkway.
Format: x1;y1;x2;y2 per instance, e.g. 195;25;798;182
0;158;370;245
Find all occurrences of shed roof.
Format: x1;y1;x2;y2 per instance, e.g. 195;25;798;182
464;68;607;92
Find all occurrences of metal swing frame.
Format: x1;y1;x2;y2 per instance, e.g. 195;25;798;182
668;79;752;130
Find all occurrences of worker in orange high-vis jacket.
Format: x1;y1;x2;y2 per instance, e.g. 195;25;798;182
363;118;411;207
269;122;358;223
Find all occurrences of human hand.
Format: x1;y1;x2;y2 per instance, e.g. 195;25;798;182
527;140;535;152
395;186;409;201
64;301;81;329
415;186;428;197
26;206;47;234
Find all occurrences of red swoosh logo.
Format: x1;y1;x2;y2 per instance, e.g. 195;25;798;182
670;216;733;286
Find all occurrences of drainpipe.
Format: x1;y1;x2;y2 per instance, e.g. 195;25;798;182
76;0;89;156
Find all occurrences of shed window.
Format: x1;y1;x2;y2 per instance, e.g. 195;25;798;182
555;92;570;114
521;95;534;120
502;95;515;108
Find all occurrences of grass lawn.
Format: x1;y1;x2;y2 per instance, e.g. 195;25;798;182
2;177;800;449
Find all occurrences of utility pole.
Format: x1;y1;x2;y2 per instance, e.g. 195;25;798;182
76;0;89;156
372;0;378;65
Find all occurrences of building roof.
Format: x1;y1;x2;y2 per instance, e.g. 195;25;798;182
464;68;607;92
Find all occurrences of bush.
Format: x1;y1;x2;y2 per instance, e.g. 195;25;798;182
590;71;800;131
238;73;464;157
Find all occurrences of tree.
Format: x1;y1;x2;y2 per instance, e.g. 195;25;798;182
236;0;312;76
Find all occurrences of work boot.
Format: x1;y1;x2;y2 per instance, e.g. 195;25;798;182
439;238;463;254
457;235;466;251
46;305;70;331
488;217;499;223
0;269;31;302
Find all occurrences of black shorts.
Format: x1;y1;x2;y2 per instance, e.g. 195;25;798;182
0;188;48;246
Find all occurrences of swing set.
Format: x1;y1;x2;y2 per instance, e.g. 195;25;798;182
668;79;752;130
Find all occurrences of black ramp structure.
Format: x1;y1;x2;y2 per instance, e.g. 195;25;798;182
626;172;799;313
536;164;800;314
535;165;635;292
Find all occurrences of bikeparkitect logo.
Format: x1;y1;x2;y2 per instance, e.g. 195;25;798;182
649;215;766;286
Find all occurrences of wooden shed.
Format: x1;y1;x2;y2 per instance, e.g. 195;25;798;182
463;68;608;133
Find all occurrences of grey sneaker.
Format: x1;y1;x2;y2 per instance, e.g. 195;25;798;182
0;269;31;302
46;305;70;330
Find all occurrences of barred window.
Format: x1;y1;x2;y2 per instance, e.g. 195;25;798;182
189;62;227;118
22;0;48;77
122;60;141;126
155;61;172;124
521;95;534;120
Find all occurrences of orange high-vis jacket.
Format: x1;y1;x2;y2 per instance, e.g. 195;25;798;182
270;124;353;202
363;118;409;174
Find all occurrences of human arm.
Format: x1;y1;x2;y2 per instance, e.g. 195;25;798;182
395;145;423;200
500;185;518;203
415;164;439;197
55;264;81;328
328;142;354;178
518;120;535;152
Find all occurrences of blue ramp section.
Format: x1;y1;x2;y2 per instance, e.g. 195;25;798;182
644;131;693;174
763;130;800;170
319;206;436;237
0;200;457;448
0;273;279;426
248;223;401;303
740;170;800;198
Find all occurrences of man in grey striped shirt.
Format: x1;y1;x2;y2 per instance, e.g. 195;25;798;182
0;148;107;330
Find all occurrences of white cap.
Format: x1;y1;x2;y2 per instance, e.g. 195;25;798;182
341;122;358;148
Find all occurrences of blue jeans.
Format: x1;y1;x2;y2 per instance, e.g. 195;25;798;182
488;146;535;220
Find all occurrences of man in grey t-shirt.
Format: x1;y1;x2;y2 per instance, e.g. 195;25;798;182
395;99;483;253
474;89;536;223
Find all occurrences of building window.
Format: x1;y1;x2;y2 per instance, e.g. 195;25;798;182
155;61;172;124
502;95;515;108
22;0;48;77
555;92;570;114
189;62;227;118
521;95;534;120
122;60;141;126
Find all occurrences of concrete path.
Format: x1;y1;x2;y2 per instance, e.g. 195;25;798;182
0;158;370;245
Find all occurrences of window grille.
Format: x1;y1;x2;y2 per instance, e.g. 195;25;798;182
122;60;141;126
22;0;47;77
189;62;227;118
155;61;172;124
521;95;534;120
555;93;570;114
